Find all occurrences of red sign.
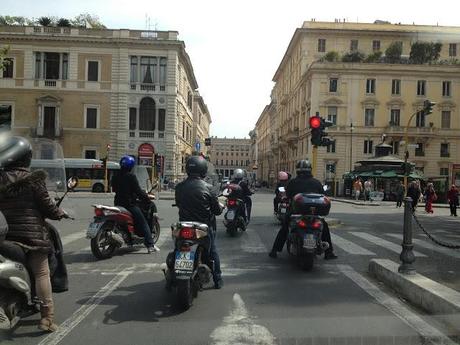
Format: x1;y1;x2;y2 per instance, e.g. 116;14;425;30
138;143;154;158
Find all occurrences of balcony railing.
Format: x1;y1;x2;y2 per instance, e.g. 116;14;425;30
129;130;165;139
44;80;57;87
130;83;166;92
31;126;63;138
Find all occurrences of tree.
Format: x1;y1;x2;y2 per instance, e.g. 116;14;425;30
322;51;340;62
341;51;365;63
57;18;71;27
385;41;402;63
38;16;52;27
71;13;106;29
364;51;382;63
409;42;442;64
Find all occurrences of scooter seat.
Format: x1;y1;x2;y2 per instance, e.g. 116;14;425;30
0;241;27;265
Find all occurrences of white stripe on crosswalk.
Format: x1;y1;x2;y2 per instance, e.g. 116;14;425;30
241;228;267;253
61;231;85;246
385;233;460;259
332;233;376;255
349;232;427;257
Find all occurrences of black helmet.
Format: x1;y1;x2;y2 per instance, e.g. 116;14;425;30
186;155;208;178
0;135;33;169
296;159;312;176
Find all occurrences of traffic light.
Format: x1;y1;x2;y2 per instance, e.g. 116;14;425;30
205;138;212;146
100;157;107;169
309;114;333;147
423;99;436;115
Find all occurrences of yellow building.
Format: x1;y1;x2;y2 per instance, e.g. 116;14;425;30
0;25;210;180
267;20;460;194
209;137;251;179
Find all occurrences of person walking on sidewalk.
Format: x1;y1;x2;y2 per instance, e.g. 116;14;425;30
424;183;437;214
447;185;459;217
395;181;405;208
364;179;373;201
353;178;363;201
407;181;421;212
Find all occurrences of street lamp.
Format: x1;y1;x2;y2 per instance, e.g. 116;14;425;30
349;122;354;172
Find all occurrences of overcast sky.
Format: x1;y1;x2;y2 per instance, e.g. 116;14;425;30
3;0;459;138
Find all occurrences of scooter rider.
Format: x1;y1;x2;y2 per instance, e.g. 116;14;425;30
111;155;159;254
269;159;338;260
0;136;68;332
274;171;289;214
175;155;224;289
230;169;253;224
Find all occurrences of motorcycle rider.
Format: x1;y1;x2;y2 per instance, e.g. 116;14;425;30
273;171;289;214
269;159;338;260
111;155;159;254
230;169;253;224
175;155;224;289
0;136;68;332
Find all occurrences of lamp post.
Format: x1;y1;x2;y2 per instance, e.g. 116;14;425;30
349;122;354;172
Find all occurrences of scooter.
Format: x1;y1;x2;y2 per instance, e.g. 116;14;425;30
222;185;247;236
275;186;289;224
0;177;77;330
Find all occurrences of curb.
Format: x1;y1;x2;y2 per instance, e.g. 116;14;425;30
369;258;460;333
331;198;381;206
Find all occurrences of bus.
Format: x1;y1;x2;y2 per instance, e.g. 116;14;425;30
63;159;120;192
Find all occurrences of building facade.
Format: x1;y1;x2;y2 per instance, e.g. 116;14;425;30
0;25;210;180
257;21;460;193
208;137;251;179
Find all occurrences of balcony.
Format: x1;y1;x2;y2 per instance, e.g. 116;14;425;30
286;127;299;143
130;83;166;92
128;130;165;139
386;125;437;137
31;127;63;139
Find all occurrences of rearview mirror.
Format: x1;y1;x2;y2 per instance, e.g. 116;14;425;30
323;185;329;192
278;186;286;193
67;176;79;190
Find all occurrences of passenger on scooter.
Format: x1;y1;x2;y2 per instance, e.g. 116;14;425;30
230;169;253;224
111;155;159;254
175;155;224;289
0;136;68;332
274;171;289;214
269;159;337;260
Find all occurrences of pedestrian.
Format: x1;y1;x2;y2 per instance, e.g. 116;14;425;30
407;181;421;212
353;178;363;200
364;179;373;201
424;183;437;214
447;184;459;217
395;181;405;207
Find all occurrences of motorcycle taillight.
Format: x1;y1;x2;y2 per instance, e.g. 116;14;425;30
297;219;308;229
312;220;322;230
94;208;104;217
228;199;237;207
180;227;196;239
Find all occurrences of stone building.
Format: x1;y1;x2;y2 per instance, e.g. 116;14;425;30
208;137;251;179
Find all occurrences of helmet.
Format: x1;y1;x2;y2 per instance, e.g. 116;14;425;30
278;171;289;181
0;135;32;169
119;155;135;171
233;169;244;180
186;155;208;177
296;159;312;176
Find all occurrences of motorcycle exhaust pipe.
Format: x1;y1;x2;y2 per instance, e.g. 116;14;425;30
321;242;330;251
109;232;124;247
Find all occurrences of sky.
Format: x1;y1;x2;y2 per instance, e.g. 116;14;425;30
3;0;460;138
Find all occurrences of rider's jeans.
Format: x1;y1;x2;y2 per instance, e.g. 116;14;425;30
127;206;153;247
208;224;222;283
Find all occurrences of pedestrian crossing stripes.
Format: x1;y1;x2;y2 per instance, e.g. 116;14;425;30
349;232;427;257
332;233;376;256
385;233;460;259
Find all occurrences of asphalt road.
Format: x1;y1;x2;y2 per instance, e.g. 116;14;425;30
1;191;459;345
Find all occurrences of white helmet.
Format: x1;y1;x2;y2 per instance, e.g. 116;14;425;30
233;169;244;180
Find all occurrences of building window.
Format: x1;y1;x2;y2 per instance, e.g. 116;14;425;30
416;110;425;127
129;107;137;131
2;58;13;78
364;140;373;154
372;40;381;52
440;143;450;157
139;97;155;131
225;160;228;166
442;81;451;97
221;159;223;166
441;110;451;129
449;43;457;57
440;167;449;176
327;140;336;153
366;79;376;94
130;56;138;83
329;78;338;92
391;79;400;95
415;143;424;156
84;150;96;159
141;56;157;84
159;57;167;88
390;109;400;126
350;40;358;52
326;163;336;174
390;141;399;155
364;108;375;127
318;39;326;52
417;80;426;96
0;104;12;130
327;106;337;125
241;160;244;166
158;109;166;132
85;107;98;129
87;61;99;82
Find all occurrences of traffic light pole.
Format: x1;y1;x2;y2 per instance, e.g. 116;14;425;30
312;145;318;177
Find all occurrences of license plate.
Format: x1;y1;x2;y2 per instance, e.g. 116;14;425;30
303;234;316;249
226;210;235;220
86;222;102;238
174;251;195;272
280;208;286;214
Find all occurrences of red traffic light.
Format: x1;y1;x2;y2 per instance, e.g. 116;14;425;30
309;116;321;129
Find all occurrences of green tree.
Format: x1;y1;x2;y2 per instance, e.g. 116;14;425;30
38;16;52;26
323;51;340;62
71;13;106;29
341;51;365;63
57;18;71;27
385;41;402;63
409;42;442;64
364;51;382;63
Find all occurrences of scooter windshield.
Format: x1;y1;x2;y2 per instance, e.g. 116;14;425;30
29;138;66;193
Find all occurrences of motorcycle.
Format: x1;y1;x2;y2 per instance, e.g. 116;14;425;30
286;192;331;271
164;216;214;310
275;186;289;223
222;185;247;236
0;176;77;330
87;187;160;259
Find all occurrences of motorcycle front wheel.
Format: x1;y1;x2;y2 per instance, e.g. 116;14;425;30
90;226;117;260
150;218;161;244
176;279;193;310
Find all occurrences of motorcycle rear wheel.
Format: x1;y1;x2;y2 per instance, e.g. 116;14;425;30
226;225;238;237
91;227;117;260
176;280;193;310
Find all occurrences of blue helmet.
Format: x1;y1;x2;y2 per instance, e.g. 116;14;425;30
120;155;135;170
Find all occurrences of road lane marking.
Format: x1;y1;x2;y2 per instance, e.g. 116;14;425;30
350;232;427;257
337;264;456;345
155;227;172;249
241;228;268;253
60;231;86;246
210;293;275;345
385;233;460;259
332;233;376;255
38;269;131;345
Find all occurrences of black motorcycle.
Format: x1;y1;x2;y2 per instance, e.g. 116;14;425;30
222;185;246;236
286;193;331;271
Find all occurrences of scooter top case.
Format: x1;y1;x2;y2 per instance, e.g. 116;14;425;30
0;211;7;242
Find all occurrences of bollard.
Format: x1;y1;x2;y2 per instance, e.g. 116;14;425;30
398;197;416;274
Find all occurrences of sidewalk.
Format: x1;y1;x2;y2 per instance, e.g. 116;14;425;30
331;196;450;208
